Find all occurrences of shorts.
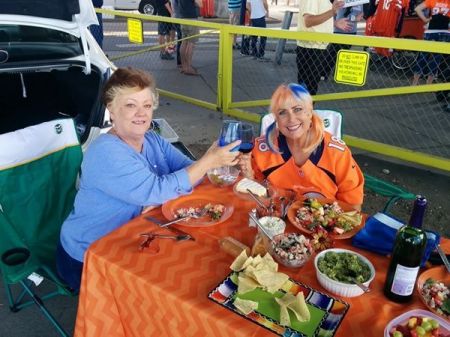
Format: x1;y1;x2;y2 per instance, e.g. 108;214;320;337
158;22;175;36
181;23;200;43
229;9;240;25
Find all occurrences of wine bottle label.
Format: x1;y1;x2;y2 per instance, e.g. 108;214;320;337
390;264;419;296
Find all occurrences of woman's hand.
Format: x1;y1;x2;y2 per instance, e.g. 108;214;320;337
238;153;255;179
186;140;241;185
202;140;241;168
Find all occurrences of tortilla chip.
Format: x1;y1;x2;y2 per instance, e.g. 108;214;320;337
237;275;260;294
253;270;289;293
262;253;278;272
276;293;297;307
233;298;258;315
287;292;310;322
230;250;249;272
278;302;291;326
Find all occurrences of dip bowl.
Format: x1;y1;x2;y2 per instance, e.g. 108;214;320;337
267;232;314;268
314;248;375;297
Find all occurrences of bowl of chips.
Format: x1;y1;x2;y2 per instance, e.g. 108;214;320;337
267;232;314;268
207;166;240;187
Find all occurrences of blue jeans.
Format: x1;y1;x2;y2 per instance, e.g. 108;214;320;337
413;32;450;76
250;16;266;58
56;241;83;291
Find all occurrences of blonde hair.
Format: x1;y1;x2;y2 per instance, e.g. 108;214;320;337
267;83;324;153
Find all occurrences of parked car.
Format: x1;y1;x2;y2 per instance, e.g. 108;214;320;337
104;0;157;14
0;0;114;148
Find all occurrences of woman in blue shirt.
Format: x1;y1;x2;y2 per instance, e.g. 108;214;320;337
57;67;240;290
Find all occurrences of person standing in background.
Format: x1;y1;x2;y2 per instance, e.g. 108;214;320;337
412;0;450;85
296;0;345;96
179;0;202;75
154;0;176;60
323;5;363;79
90;0;104;48
247;0;269;61
228;0;242;49
171;0;183;69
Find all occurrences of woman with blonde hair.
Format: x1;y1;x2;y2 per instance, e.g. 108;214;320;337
239;83;364;210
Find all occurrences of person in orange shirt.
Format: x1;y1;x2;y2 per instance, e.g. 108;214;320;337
238;83;364;210
412;0;450;85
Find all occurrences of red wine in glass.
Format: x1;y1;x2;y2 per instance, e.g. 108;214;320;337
239;122;255;154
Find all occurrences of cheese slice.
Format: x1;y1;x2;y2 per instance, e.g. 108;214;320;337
236;178;267;197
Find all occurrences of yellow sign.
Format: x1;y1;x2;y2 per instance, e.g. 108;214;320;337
334;50;369;86
127;18;144;44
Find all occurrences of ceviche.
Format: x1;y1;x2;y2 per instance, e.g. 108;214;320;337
270;233;313;268
421;278;450;318
295;199;362;235
175;203;225;221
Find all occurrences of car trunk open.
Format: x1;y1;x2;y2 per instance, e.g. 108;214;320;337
0;64;105;142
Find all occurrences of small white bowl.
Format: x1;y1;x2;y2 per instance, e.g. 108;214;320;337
258;216;286;239
314;248;375;298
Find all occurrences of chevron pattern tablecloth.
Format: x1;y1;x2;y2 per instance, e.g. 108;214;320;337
74;183;449;337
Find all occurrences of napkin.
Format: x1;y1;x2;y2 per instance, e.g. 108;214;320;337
352;212;440;267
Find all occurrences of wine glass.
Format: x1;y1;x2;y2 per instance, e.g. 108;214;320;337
218;120;241;151
239;122;255;154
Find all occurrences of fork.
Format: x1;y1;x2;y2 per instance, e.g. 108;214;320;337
140;233;192;241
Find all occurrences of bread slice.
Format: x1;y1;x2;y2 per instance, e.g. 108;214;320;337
236;178;267;197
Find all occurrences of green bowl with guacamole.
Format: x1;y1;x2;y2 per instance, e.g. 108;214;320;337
314;248;375;297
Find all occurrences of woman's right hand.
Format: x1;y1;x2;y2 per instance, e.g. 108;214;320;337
202;140;241;168
186;140;241;185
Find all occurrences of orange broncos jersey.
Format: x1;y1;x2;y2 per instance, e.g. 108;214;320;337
251;132;364;206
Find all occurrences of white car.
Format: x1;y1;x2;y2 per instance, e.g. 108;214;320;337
104;0;157;14
0;0;114;148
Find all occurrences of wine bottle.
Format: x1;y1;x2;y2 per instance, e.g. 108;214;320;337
383;196;428;303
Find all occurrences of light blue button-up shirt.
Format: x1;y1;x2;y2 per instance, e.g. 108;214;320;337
61;131;193;262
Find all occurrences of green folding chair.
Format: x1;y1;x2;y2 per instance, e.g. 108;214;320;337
259;109;416;211
0;119;82;337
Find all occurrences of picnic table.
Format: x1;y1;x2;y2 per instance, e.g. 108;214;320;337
74;182;449;337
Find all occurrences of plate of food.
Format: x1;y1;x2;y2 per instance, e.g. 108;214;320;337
287;198;365;239
208;251;349;337
161;193;234;227
233;177;277;201
417;266;450;320
384;309;450;337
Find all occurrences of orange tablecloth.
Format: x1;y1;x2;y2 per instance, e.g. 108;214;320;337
74;183;449;337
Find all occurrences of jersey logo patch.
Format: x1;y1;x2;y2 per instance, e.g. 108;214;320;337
258;141;269;152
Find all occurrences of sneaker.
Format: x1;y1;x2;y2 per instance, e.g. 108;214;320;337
240;51;250;56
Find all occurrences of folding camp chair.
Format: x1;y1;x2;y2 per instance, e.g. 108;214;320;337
259;110;415;212
0;119;82;337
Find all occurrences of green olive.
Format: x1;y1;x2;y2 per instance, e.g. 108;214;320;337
393;331;403;337
430;319;439;329
421;320;432;332
415;326;426;337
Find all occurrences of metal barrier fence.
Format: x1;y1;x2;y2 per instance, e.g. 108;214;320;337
98;9;450;171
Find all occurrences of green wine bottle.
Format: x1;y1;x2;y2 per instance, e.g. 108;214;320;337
383;196;428;302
